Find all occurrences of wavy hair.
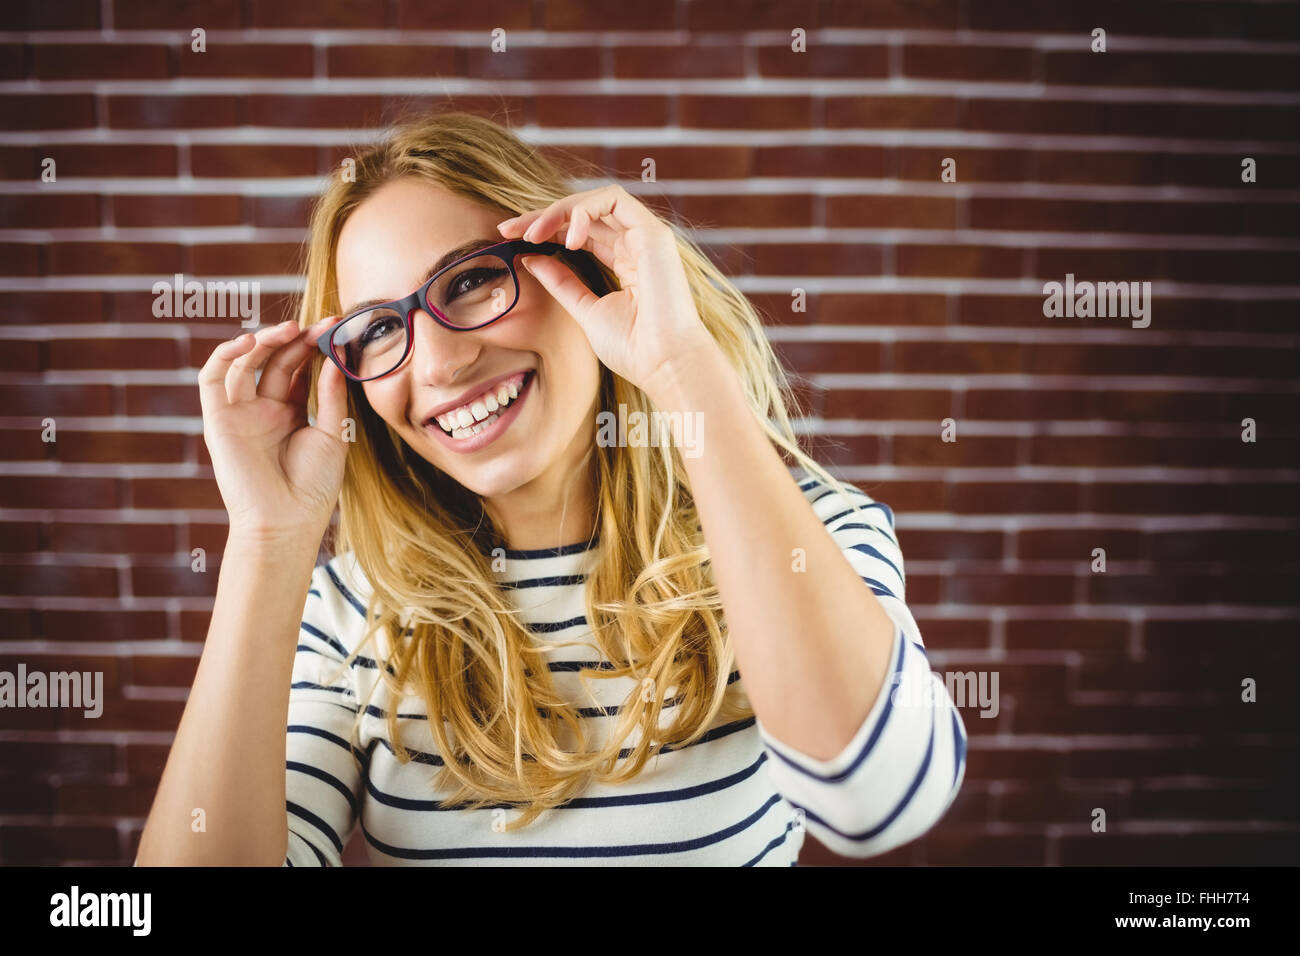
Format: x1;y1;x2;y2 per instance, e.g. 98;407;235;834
296;108;861;830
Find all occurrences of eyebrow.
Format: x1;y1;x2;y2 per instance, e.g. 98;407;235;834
338;235;504;317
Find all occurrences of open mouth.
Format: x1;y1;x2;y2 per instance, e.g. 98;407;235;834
424;369;536;449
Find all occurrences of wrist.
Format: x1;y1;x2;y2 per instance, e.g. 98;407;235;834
224;525;325;567
642;337;733;411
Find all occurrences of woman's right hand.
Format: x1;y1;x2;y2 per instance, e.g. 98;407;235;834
198;318;351;545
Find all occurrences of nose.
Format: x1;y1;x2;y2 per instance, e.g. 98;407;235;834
407;308;483;386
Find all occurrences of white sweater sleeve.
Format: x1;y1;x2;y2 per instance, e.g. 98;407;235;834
754;478;968;858
281;563;364;867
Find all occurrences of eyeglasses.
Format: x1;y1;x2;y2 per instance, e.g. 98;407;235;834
316;238;569;383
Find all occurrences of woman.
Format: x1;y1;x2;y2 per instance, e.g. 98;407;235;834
136;110;967;866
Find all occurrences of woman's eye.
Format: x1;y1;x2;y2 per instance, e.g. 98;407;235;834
360;316;399;346
448;267;505;300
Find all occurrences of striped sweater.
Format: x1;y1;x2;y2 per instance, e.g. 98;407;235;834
283;475;967;866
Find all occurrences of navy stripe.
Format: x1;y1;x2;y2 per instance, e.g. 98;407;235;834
366;715;759;768
830;521;899;547
742;818;797;867
324;563;367;617
499;574;587;590
287;800;344;853
300;620;349;659
846;542;904;585
284;856;293;867
859;576;899;601
763;625;906;783
287;723;366;763
287;830;329;866
308;588;321;598
361;792;784;860
291;681;354;697
784;699;936;844
528;615;588;634
500;538;599;559
950;709;966;789
288;760;359;817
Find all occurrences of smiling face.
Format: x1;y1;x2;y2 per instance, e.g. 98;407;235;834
333;176;602;513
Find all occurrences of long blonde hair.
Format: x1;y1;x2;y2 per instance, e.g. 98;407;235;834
298;108;859;830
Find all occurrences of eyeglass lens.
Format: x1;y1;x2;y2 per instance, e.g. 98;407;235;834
329;252;519;380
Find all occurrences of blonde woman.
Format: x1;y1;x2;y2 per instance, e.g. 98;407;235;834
136;111;967;866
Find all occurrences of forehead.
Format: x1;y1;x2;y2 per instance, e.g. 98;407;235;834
334;178;489;303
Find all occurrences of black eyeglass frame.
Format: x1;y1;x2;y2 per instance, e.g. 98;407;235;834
315;238;570;383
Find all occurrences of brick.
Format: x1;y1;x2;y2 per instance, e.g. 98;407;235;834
0;95;96;129
34;43;171;79
613;145;751;180
1045;51;1300;91
898;529;1004;561
1085;481;1297;517
0;429;49;461
893;434;1019;467
177;43;314;78
1017;529;1143;561
1148;529;1294;563
0;476;116;508
41;609;170;642
965;744;1065;780
896;146;1030;182
0;44;27;80
190;144;318;178
614;45;745;79
896;244;1021;278
0;522;43;551
680;95;812;129
912;616;991;650
545;0;671;29
49;522;176;553
48;241;182;275
0;243;42;276
56;782;160;817
0;826;118;864
9;0;101;29
131;564;220;598
757;144;887;178
996;781;1130;823
401;0;532;29
79;696;185;731
0;194;99;229
107;95;242;128
773;341;884;374
1131;782;1300;821
824;0;960;29
112;194;243;228
903;45;1034;82
250;0;387;28
752;242;886;276
0;563;118;597
123;385;202;417
949;481;1080;513
190;242;303;276
1022;343;1293;380
464;46;602;80
125;742;170;779
112;0;241;28
756;44;889;78
795;432;881;466
947;574;1076;606
896;341;1023;374
130;656;200;687
826;96;958;128
0;781;54;814
130;477;223;510
1004;617;1128;654
15;144;179;179
327;45;464;78
673;193;814;229
826;195;958;229
823;387;952;421
538;95;671;128
47;338;181;371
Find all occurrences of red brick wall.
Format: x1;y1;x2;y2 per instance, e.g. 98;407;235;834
1;1;1297;866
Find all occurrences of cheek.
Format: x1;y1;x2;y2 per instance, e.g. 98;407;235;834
362;381;409;429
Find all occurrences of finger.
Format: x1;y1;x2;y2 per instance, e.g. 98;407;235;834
225;320;301;404
521;188;602;244
259;318;333;403
312;356;348;443
521;255;602;326
198;333;256;420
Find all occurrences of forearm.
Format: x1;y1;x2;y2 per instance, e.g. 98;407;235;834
645;347;898;761
136;532;321;865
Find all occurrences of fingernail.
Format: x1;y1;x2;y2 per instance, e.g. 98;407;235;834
498;216;518;229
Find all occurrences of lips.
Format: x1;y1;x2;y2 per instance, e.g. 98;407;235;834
423;369;533;437
424;369;536;445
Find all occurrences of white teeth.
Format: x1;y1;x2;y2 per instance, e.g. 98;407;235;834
433;373;530;436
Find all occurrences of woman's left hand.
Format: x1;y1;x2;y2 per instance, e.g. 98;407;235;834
497;184;718;402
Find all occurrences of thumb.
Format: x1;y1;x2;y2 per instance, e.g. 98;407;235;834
522;255;599;326
314;358;349;444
